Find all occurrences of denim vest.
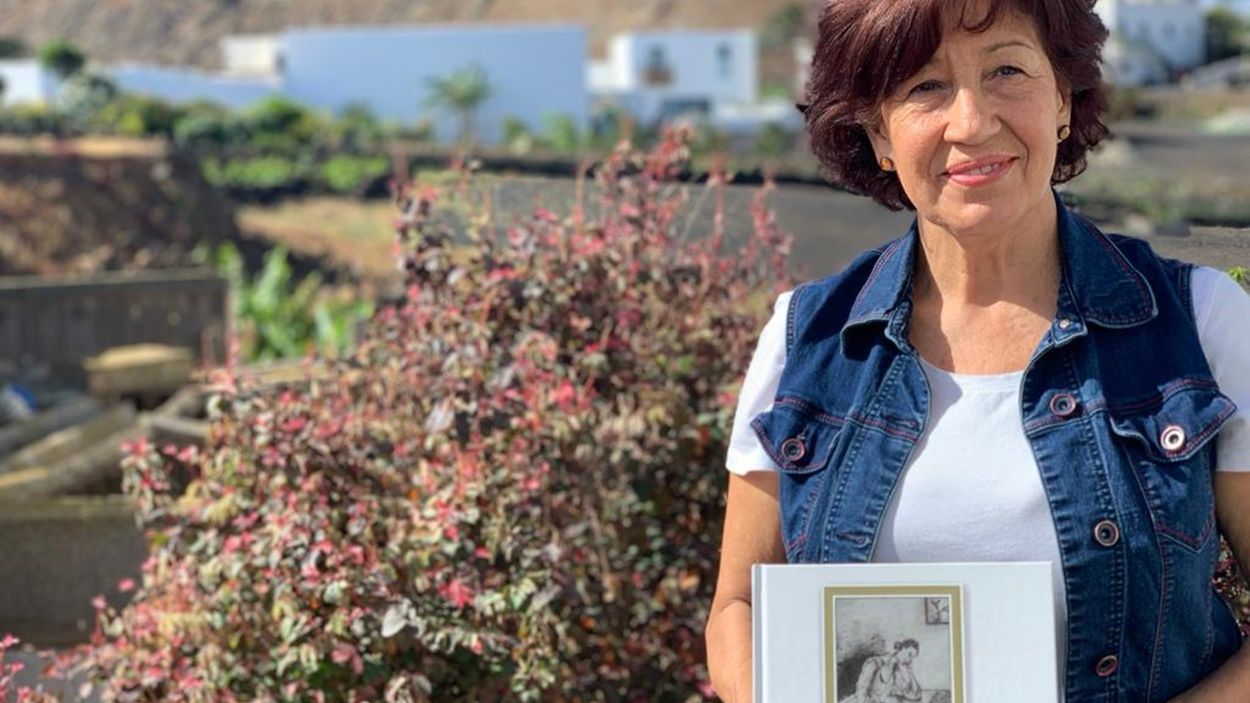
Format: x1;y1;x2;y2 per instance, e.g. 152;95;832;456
750;190;1243;701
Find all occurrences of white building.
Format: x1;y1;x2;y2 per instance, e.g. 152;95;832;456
589;29;780;132
1097;0;1206;84
0;59;61;107
221;35;283;77
108;64;279;110
105;23;589;146
279;24;587;145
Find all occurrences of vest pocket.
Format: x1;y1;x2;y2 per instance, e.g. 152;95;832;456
1107;384;1237;552
750;399;846;561
749;399;844;474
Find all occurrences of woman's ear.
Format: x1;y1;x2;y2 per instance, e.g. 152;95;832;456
865;118;893;165
1056;82;1073;130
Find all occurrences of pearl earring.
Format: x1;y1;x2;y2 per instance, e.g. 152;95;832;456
879;156;896;172
1058;125;1071;142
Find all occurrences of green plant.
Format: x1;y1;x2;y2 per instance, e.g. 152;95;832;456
753;122;796;158
423;64;493;147
330;103;389;151
320;154;391;195
203;155;303;191
94;94;180;137
208;241;372;362
500;115;536;155
540;113;584;154
38;39;85;80
1207;7;1249;63
55;71;119;127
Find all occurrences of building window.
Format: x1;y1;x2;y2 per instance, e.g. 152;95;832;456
643;45;673;86
717;43;733;79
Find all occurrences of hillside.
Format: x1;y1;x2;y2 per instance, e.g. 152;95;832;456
0;0;810;80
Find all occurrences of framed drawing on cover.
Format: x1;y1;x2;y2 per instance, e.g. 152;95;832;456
752;562;1058;703
824;585;964;703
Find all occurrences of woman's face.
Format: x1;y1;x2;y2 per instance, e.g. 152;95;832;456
897;646;918;664
866;4;1071;237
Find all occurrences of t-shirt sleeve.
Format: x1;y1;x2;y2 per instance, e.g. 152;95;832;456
1193;265;1250;472
725;290;793;475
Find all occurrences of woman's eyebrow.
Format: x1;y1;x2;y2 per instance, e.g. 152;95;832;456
984;40;1035;54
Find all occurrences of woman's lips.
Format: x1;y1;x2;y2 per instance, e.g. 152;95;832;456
942;158;1016;187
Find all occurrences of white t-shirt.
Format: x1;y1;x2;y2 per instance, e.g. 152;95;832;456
726;265;1250;698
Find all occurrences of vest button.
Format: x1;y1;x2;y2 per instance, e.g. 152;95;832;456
1058;318;1072;330
1049;393;1078;417
1095;654;1119;677
1160;424;1187;452
780;437;806;462
1093;519;1120;547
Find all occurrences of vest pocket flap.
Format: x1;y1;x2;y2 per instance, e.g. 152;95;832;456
1108;385;1237;463
750;401;844;474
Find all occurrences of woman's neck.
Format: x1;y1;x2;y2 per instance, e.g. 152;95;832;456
912;197;1061;310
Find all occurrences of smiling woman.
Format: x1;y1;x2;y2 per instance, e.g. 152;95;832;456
706;1;1250;702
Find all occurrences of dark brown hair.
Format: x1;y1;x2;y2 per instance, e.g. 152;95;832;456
801;0;1110;211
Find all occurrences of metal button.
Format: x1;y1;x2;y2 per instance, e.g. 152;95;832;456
1095;654;1119;677
1160;425;1186;452
780;437;806;462
1049;393;1078;417
1093;520;1120;547
1058;318;1072;330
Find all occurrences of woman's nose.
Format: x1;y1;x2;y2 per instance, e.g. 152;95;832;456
944;86;999;144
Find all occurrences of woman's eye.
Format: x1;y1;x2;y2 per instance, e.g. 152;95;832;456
993;65;1024;78
908;80;943;96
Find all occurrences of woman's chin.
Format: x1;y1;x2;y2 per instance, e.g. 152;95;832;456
927;199;1023;238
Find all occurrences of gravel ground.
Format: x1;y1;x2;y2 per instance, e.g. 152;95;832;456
465;173;1250;284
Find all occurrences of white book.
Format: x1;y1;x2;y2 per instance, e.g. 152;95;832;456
752;561;1058;703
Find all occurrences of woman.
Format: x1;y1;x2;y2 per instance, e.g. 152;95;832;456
854;640;924;703
704;1;1250;702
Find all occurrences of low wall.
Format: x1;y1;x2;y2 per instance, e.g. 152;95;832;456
0;495;146;648
0;268;229;385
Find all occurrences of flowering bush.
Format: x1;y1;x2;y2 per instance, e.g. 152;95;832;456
1;128;792;702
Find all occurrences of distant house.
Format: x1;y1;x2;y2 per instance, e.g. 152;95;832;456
107;64;279;110
1097;0;1206;85
0;59;61;107
589;29;795;134
105;23;590;146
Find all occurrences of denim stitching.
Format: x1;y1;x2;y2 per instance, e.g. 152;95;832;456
1149;536;1171;701
784;532;807;557
1090;223;1145;317
774;396;846;427
847;236;902;324
821;359;892;560
792;467;832;562
1069;352;1126;699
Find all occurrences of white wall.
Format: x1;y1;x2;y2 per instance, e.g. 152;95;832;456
0;59;59;106
1099;1;1205;72
221;34;282;77
603;30;758;125
280;24;588;144
106;64;280;110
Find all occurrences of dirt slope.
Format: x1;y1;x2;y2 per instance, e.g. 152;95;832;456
0;0;808;69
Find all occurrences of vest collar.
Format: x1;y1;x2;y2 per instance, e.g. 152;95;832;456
841;188;1158;343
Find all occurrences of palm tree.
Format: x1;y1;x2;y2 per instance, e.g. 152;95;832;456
423;64;492;147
